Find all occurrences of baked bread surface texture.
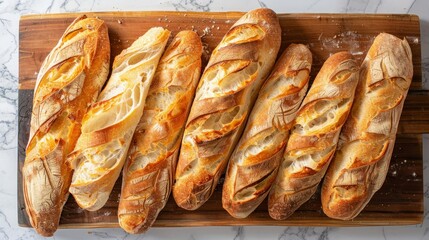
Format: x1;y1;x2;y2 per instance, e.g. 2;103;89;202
23;15;110;236
222;44;312;218
118;30;202;234
321;33;413;220
68;27;170;211
173;8;281;210
268;51;359;220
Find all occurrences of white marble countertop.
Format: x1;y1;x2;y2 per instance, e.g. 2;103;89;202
1;0;428;239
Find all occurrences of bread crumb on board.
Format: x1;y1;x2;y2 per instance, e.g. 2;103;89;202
201;26;211;38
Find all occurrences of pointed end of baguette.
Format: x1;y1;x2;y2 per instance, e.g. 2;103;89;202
69;186;109;211
118;214;150;234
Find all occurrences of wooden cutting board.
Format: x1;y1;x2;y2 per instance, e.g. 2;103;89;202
18;11;427;228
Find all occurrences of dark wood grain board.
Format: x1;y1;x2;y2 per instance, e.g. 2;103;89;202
18;11;426;228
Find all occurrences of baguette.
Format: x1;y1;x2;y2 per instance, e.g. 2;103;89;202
268;51;359;220
222;44;312;218
321;33;413;220
118;31;202;234
22;15;110;236
173;8;281;210
67;27;170;211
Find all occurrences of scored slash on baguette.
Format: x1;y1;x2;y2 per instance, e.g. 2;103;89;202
222;44;312;219
268;51;359;220
118;30;203;234
23;15;110;237
173;8;281;210
321;33;413;220
67;27;170;211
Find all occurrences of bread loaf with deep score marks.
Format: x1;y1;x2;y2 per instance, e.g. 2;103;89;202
23;15;110;236
118;30;202;234
173;8;281;210
321;33;413;220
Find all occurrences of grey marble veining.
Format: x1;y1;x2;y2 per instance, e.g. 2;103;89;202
171;0;214;12
0;10;18;151
0;0;428;239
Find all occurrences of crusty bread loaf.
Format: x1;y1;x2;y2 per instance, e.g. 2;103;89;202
22;15;110;236
268;51;359;220
67;27;170;211
222;44;312;218
118;31;202;234
321;33;413;220
173;8;281;210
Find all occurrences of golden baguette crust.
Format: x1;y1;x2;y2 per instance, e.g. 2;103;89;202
23;15;110;237
321;33;413;220
222;44;312;218
268;51;359;220
68;27;170;211
173;8;281;210
118;31;203;234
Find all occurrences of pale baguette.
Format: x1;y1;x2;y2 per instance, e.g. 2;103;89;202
118;30;202;234
268;51;359;220
23;15;110;236
67;27;170;211
222;44;312;218
173;8;281;210
321;33;413;220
